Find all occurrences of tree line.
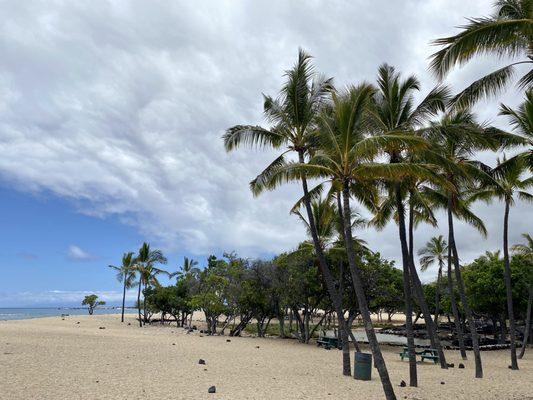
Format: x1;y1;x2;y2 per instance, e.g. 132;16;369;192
221;1;531;399
104;2;531;400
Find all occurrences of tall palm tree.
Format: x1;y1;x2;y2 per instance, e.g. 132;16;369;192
418;236;449;326
367;64;450;377
423;110;502;378
430;0;533;109
267;84;434;399
135;242;167;327
469;157;533;369
512;233;533;358
108;252;137;323
223;49;354;377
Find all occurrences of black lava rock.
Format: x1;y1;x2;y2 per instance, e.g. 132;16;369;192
226;339;231;342
447;363;454;368
458;363;465;369
208;386;216;394
400;380;406;387
440;381;445;385
99;327;106;330
199;359;206;365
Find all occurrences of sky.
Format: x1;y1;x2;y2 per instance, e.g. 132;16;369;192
0;0;530;307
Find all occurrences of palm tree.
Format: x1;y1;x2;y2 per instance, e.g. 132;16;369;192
135;242;168;327
170;257;200;281
267;84;433;399
430;0;533;109
108;252;137;323
512;233;533;358
418;236;449;326
422;110;503;378
469;157;533;369
223;49;354;377
367;64;450;377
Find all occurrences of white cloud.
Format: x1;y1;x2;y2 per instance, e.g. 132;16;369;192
0;0;530;272
67;245;95;262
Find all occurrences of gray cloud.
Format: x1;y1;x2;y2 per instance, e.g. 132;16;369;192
0;1;530;278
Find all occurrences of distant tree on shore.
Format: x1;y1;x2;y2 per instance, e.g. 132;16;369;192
82;294;105;315
108;252;137;323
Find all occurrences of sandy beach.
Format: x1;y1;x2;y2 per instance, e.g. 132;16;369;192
0;314;531;400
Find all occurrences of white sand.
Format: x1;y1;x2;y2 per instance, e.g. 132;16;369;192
0;314;531;399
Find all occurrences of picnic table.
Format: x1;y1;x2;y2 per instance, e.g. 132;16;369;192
399;347;439;363
317;336;341;349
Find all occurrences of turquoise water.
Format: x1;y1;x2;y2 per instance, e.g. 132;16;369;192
0;308;137;321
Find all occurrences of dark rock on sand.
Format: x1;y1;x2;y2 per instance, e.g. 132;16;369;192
199;359;206;365
208;386;216;393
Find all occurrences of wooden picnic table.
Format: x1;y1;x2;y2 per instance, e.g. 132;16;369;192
317;336;341;349
399;347;439;363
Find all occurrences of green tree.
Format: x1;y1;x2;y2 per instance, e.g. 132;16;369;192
223;49;354;377
512;234;533;358
108;252;136;323
367;64;451;378
418;236;449;326
271;84;417;398
422;109;505;377
135;242;167;327
82;294;105;315
470;157;533;369
430;0;533;108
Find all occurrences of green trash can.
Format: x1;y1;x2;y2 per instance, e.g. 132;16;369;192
354;352;372;381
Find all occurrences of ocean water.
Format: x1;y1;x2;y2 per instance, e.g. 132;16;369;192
0;307;137;321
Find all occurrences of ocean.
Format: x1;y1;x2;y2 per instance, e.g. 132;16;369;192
0;307;137;321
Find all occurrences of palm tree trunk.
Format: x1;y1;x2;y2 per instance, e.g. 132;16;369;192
519;285;532;359
503;199;519;369
447;243;466;358
434;266;442;327
447;197;483;378
298;150;351;376
143;283;148;324
121;276;127;323
395;186;417;386
336;194;361;354
343;180;396;400
407;200;448;369
137;279;142;327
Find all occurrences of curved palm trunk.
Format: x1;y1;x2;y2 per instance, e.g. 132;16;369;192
395;187;417;386
137;279;143;327
447;243;466;359
121;275;127;323
519;285;532;359
298;151;351;376
503;200;519;369
447;197;483;378
343;181;396;400
407;201;448;369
